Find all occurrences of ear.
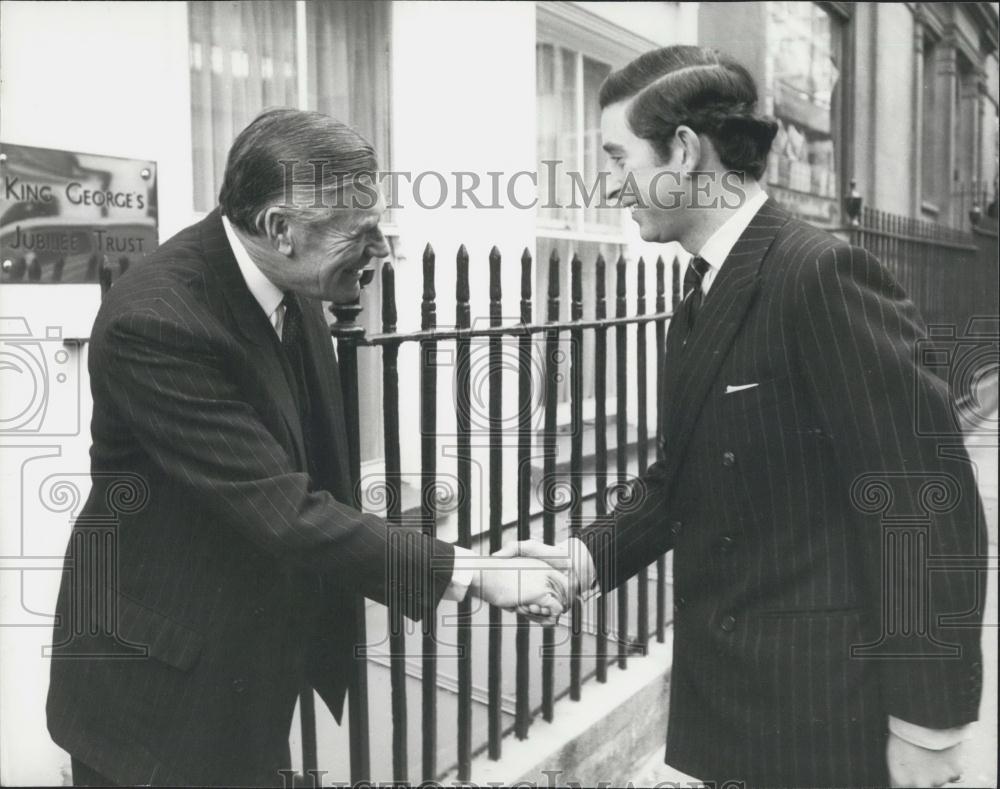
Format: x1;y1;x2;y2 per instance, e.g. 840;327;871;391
674;125;703;175
261;207;295;257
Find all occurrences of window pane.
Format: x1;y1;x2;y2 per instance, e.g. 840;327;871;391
306;0;392;462
307;0;391;171
765;1;842;224
921;38;940;210
951;55;982;229
537;44;578;227
583;56;617;228
188;1;298;212
188;0;391;212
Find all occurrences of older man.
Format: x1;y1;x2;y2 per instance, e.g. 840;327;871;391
47;109;565;786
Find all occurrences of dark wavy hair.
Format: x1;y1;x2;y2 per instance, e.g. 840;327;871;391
599;46;778;180
219;108;377;235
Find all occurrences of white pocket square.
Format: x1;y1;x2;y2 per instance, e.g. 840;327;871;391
725;383;759;394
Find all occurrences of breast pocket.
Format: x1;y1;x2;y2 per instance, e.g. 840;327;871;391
721;374;797;417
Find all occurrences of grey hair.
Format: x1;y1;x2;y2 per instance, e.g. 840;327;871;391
218;108;378;235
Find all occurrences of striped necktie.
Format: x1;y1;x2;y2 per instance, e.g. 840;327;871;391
683;255;711;329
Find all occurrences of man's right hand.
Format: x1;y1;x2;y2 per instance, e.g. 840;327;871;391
492;538;598;614
493;539;571;572
467;555;571;623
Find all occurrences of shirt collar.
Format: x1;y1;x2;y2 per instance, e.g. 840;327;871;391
697;190;769;270
221;214;285;321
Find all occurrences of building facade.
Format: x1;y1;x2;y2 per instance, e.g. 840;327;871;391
700;1;1000;229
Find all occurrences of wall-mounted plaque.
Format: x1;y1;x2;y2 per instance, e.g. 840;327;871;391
0;143;158;284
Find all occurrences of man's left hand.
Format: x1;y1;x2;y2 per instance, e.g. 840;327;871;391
887;731;964;787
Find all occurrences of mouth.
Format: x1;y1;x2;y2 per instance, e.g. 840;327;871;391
343;262;376;287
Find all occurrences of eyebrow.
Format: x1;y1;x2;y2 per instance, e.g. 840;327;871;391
602;143;624;155
353;215;381;234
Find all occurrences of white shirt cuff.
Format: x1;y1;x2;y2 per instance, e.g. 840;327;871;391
888;716;973;750
442;545;476;602
567;537;600;602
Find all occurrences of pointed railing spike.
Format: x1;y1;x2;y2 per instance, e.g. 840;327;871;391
381;260;397;334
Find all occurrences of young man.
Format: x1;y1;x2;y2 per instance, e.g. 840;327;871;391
502;46;985;787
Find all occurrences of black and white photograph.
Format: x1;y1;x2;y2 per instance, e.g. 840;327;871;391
0;1;997;787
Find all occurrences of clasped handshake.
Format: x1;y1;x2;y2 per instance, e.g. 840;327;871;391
459;539;592;626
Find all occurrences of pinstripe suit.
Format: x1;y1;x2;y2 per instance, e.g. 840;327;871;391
46;209;455;786
579;200;986;787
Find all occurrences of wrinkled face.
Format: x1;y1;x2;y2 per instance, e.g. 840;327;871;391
260;187;389;303
600;101;690;243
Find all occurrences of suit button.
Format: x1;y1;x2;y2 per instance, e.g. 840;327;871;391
670;520;683;536
232;678;248;693
720;614;737;632
253;606;265;617
722;451;736;468
719;535;736;553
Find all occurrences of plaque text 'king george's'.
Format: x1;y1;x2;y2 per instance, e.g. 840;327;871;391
1;143;158;284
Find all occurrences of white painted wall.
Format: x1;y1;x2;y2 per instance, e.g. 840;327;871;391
388;0;539;529
0;2;193;784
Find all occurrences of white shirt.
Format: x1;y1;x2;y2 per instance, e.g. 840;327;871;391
694;188;769;296
222;214;475;602
221;215;287;337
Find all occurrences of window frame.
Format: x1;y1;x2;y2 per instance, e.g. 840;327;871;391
763;0;852;227
185;0;398;237
535;4;656;244
534;4;658;428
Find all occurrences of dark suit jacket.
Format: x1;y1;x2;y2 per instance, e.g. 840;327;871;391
46;209;456;786
579;200;986;787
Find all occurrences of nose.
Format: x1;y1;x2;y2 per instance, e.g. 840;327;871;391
365;229;390;260
606;173;623;202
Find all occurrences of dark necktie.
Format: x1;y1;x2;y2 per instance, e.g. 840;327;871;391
683;255;711;330
280;292;311;424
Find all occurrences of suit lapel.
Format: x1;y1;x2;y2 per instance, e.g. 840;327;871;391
197;209;308;469
658;200;790;494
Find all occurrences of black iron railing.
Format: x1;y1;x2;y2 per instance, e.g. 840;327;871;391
843;204;998;329
79;194;995;784
313;209;997;783
313;247;682;784
80;196;997;783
